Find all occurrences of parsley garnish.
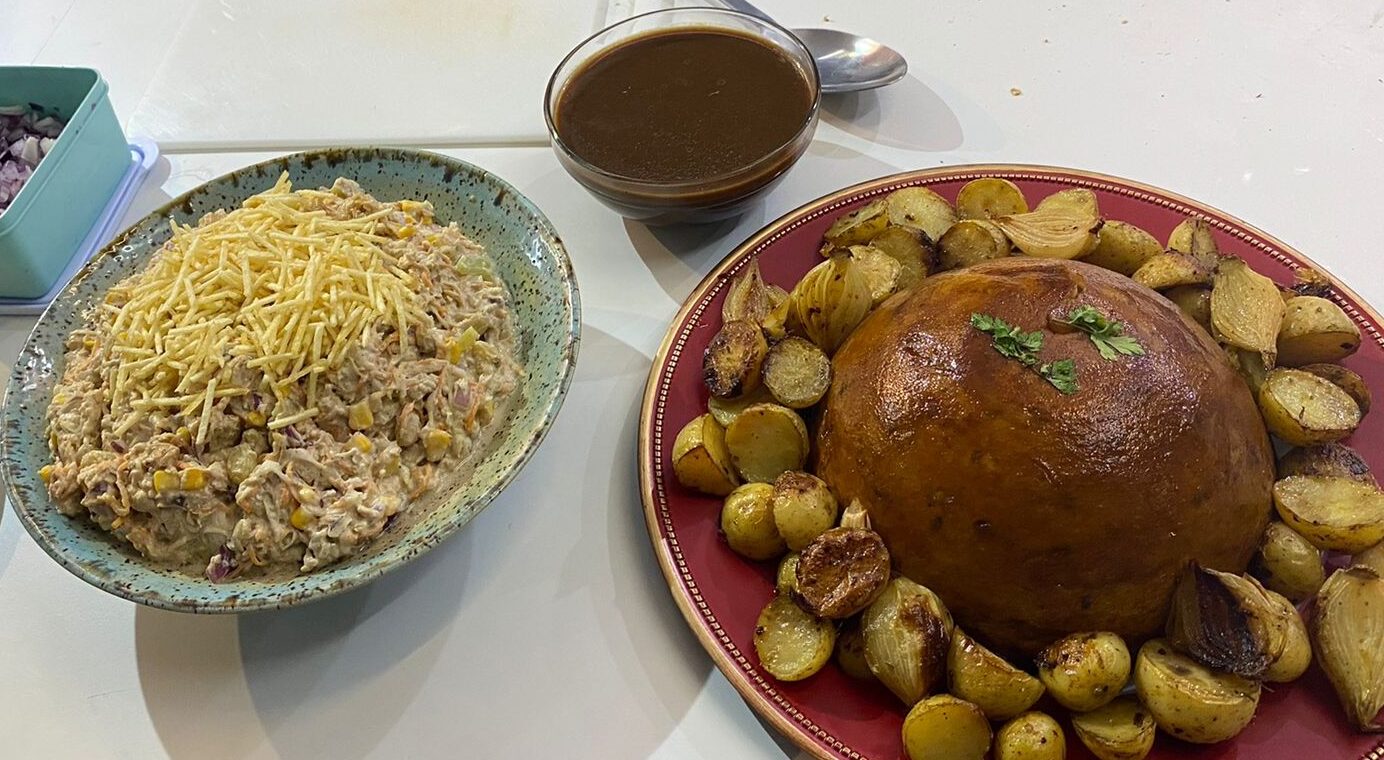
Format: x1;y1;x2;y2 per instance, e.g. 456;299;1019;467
1039;359;1079;395
1060;305;1145;361
969;313;1044;366
971;313;1079;394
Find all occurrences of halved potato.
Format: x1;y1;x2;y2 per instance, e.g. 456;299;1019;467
753;595;835;681
1299;364;1372;417
1134;639;1260;744
1035;631;1131;712
1082;220;1162;276
824;199;889;248
948;629;1045;720
1262;588;1312;683
771;471;840;551
1211;256;1286;366
707;385;772;428
1037;187;1100;217
886;187;957;241
672;413;739;496
720;482;785;560
1278;443;1374;484
901;695;992;760
863;577;953;705
849;244;903;305
835;621;874;680
1277;296;1362;366
724;403;809;483
869;225;933;287
1252;521;1325;602
795;527;890;618
1164;285;1212;330
762;337;831;409
939;219;1011;270
1070;696;1156;760
956;178;1028;220
1273;475;1384;554
994;712;1066;760
702;320;768;399
1258;368;1361;446
1133;252;1211;290
995;207;1101;259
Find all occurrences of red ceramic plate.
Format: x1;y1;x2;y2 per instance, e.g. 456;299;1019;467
638;166;1384;760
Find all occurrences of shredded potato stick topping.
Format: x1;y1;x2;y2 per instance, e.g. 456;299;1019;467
102;173;425;442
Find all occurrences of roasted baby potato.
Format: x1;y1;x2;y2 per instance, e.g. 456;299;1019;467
724;403;810;483
1257;368;1361;446
938;219;1010;270
1164;285;1212;330
672;413;739;496
1252;521;1325;602
1277;296;1361;366
947;629;1045;720
1167;217;1220;267
1134;639;1260;744
863;577;953;705
1299;363;1372;416
1211;256;1287;365
702;320;768;399
1278;442;1375;484
835;621;874;680
994;712;1066;760
771;471;840;551
995;206;1101;259
775;552;800;595
1132;252;1211;290
720;483;786;560
956;178;1029;220
761;337;831;409
1070;696;1156;760
869;225;933;288
901;695;992;760
848;244;902;306
1035;631;1131;712
824;199;890;248
753;595;835;681
794;527;890;619
1081;219;1162;276
885;187;957;242
1037;187;1100;217
707;385;772;428
1273;475;1384;554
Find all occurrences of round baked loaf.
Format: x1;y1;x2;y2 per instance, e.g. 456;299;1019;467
816;258;1274;657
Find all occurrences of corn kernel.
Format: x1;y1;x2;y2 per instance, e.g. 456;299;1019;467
181;468;207;490
396;225;416;240
350;432;373;453
39;464;56;484
245;410;267;428
290;507;312;530
423;429;453;462
347;400;374;431
152;470;180;493
174;426;192;445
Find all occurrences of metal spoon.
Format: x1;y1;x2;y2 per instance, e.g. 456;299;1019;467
721;0;908;93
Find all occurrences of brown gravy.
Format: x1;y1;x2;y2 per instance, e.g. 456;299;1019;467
554;27;814;183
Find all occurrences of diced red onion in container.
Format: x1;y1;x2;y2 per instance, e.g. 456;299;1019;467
0;105;66;214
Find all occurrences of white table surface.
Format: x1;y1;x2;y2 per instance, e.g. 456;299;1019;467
3;1;1384;758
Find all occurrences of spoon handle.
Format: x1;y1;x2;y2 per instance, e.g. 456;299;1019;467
720;0;776;24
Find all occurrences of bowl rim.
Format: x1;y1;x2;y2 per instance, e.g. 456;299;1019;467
637;162;1384;760
543;7;822;190
2;146;582;613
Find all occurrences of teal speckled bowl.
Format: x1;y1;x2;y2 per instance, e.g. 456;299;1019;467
1;148;580;612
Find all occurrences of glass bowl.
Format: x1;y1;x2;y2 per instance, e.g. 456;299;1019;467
545;8;820;226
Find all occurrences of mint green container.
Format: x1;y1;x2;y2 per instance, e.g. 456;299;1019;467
0;67;129;299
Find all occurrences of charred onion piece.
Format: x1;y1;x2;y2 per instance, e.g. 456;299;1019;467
1165;562;1283;679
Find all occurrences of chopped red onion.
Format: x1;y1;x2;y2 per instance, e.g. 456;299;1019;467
0;104;67;215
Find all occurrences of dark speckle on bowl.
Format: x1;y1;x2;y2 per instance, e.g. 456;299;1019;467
1;147;581;614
